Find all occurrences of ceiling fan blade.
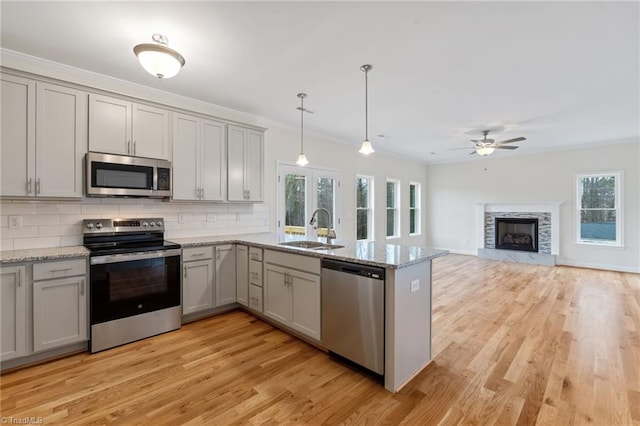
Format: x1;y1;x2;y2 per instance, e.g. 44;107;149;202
447;147;475;151
497;137;526;144
469;150;477;155
493;145;519;150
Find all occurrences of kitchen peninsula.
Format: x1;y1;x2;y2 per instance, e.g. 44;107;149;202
1;234;447;393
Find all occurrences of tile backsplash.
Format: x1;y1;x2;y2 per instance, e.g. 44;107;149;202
0;198;270;251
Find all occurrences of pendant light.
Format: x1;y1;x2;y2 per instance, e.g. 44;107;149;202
296;93;309;166
359;64;375;155
133;34;185;79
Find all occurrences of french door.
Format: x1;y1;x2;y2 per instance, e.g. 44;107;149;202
277;164;340;239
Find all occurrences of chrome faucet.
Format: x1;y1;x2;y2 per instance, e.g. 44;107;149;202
309;208;337;243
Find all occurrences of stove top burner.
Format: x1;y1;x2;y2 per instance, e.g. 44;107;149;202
83;217;180;255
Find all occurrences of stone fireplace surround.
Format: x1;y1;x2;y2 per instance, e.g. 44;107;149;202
476;202;563;266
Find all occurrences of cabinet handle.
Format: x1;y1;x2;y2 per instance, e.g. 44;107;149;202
27;178;32;194
133;141;136;155
17;268;21;287
217;251;221;261
80;279;85;296
36;178;41;194
127;140;131;155
201;188;205;199
195;188;200;199
184;265;188;278
50;267;73;273
190;253;205;258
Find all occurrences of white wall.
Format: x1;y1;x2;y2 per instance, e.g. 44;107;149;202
0;52;429;250
263;127;429;246
425;141;640;272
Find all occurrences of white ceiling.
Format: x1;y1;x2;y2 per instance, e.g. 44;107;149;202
1;1;638;163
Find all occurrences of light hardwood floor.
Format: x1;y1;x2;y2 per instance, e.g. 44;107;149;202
2;255;639;425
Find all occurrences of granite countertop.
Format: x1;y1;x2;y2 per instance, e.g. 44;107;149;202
0;246;89;264
171;233;448;269
0;234;448;269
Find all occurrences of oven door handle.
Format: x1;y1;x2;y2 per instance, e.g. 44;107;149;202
90;249;182;265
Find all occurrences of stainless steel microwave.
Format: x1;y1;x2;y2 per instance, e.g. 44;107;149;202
86;152;171;198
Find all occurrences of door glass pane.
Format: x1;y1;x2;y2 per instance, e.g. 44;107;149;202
316;177;335;236
285;174;306;236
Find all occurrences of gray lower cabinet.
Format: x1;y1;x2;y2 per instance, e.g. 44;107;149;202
182;246;214;315
215;245;236;307
236;245;249;307
263;250;321;340
1;266;27;361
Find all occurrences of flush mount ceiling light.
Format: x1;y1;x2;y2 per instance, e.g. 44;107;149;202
296;92;310;166
133;34;185;79
476;146;496;156
359;64;375;155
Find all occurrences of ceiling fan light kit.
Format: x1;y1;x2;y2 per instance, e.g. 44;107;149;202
134;34;185;79
448;129;526;156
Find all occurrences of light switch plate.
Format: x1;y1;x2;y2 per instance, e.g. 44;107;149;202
8;215;22;230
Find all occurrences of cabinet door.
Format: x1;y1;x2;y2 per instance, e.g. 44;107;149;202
291;270;321;340
264;263;291;325
33;275;87;352
245;129;263;201
132;103;170;160
215;245;236;307
227;125;246;201
172;113;199;201
89;94;131;156
200;119;226;201
182;259;214;315
1;266;27;361
236;245;249;307
1;74;34;197
36;83;87;198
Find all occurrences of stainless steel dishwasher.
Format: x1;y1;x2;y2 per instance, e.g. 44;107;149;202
321;259;385;375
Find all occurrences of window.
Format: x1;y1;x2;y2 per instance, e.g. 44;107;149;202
356;175;373;241
576;172;622;246
409;182;421;235
386;179;400;238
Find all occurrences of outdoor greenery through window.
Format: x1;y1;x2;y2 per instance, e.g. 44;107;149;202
409;182;420;235
356;176;373;241
285;174;306;235
577;172;621;246
386;179;399;238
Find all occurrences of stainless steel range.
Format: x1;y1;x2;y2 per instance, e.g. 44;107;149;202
83;218;181;353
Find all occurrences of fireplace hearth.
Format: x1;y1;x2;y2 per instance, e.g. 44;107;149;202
495;218;539;252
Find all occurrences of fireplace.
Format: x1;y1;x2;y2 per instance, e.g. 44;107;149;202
495;218;539;252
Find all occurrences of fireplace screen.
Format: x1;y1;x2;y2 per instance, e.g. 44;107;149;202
495;218;539;252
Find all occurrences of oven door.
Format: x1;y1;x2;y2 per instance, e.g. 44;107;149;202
90;249;181;325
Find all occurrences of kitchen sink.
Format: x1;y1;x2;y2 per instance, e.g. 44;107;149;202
279;241;344;250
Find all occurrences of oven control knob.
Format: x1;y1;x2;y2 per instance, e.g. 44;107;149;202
95;223;103;229
149;222;156;227
156;221;163;227
86;222;94;229
142;221;149;227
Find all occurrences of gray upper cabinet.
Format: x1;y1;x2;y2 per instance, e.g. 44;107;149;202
89;94;170;160
1;74;86;198
227;125;263;202
172;113;227;201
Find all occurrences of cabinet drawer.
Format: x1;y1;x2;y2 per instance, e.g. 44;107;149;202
249;259;262;287
249;247;263;261
183;246;213;262
33;258;86;281
249;284;263;312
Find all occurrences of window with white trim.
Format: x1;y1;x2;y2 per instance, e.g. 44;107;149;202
576;172;622;246
386;179;400;238
356;175;373;241
409;182;421;235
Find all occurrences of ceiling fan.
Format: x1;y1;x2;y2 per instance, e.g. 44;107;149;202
449;130;526;156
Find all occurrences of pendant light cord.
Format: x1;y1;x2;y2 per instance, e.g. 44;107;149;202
364;68;369;141
300;96;304;152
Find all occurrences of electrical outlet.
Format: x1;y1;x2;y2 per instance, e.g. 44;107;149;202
411;279;420;293
178;213;187;224
206;213;216;223
8;215;23;230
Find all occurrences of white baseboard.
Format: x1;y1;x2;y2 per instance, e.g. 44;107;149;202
556;258;640;273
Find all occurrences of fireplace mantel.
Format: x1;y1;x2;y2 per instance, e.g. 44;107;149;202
476;202;563;255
